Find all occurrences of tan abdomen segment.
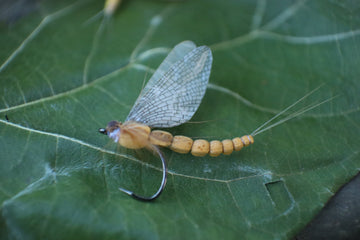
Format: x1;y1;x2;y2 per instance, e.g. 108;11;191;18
149;130;254;157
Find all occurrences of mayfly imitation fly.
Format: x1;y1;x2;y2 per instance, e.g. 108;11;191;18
99;41;331;201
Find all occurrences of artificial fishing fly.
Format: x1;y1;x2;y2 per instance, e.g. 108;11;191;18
99;41;212;201
99;41;330;201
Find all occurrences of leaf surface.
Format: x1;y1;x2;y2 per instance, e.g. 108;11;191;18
1;0;359;239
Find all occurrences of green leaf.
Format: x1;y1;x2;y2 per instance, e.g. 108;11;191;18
1;0;359;239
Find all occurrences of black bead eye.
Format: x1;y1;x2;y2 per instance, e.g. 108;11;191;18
99;128;107;134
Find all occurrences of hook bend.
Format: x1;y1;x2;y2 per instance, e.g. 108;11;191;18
118;146;167;201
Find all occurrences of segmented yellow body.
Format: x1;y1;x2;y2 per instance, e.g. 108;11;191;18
106;121;253;157
152;130;254;157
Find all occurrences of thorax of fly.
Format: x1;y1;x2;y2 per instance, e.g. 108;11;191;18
105;121;151;149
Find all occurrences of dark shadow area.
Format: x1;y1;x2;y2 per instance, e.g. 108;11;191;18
296;172;360;240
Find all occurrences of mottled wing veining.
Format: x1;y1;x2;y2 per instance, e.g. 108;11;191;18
145;41;196;91
128;41;196;113
126;42;213;128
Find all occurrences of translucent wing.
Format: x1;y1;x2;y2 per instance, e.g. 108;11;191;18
126;41;213;128
127;41;196;114
146;41;197;89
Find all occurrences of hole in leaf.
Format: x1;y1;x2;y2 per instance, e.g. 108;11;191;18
265;180;294;214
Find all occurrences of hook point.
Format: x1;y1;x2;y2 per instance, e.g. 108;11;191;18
118;187;133;196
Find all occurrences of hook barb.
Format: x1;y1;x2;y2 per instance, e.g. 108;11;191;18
118;146;167;201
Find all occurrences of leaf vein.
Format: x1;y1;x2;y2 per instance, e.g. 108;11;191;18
0;1;81;73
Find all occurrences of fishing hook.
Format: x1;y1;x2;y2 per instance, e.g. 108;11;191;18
118;146;167;201
99;128;167;201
